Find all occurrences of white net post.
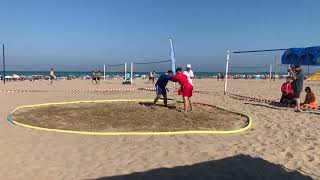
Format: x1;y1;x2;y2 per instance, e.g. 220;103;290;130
224;50;230;94
124;62;127;80
130;62;133;84
274;56;277;78
103;64;106;80
269;64;272;81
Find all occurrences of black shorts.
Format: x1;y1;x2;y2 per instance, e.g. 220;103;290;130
50;76;55;80
294;90;301;98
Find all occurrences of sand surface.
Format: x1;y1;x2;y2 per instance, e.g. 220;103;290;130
12;102;247;132
0;79;319;179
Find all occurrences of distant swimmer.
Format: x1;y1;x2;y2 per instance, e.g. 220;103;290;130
153;70;174;107
49;68;56;84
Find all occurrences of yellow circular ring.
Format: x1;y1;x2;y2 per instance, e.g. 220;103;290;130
7;99;253;135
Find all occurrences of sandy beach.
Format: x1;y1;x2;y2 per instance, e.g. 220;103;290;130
0;78;319;179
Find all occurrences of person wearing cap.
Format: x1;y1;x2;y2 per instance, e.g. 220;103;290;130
183;64;194;86
288;65;304;111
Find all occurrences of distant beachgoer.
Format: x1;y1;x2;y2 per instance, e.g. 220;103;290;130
171;68;193;112
96;70;102;83
183;64;194;86
49;68;56;84
91;71;98;84
217;73;221;81
153;70;174;107
301;87;317;109
280;77;294;105
149;71;155;84
289;65;304;111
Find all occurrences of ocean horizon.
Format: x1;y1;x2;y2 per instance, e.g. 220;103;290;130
0;71;291;78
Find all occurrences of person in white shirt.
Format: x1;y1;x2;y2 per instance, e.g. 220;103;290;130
183;64;194;86
49;68;56;85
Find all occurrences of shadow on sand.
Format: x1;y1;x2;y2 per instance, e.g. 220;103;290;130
94;154;313;180
138;101;177;110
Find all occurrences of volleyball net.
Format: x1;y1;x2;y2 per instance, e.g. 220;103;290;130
224;49;286;94
130;60;172;82
104;63;127;80
102;38;176;84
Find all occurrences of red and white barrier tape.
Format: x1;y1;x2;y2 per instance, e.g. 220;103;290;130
0;90;45;93
226;92;273;103
72;87;157;92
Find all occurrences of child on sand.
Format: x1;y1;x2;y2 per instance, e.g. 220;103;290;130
171;68;193;112
301;87;317;109
153;70;174;106
280;77;294;105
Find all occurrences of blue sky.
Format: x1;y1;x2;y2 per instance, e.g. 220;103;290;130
1;0;319;71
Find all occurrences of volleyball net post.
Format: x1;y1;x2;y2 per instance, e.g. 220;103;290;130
269;64;272;81
130;62;133;84
103;64;106;80
224;50;230;94
124;62;127;80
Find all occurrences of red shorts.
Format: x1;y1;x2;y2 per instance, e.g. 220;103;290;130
178;85;193;97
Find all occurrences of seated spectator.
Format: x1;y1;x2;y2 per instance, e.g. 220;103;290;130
301;87;317;109
280;77;294;105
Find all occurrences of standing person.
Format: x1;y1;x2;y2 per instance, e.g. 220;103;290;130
153;70;174;107
96;70;102;83
49;68;55;84
217;73;221;81
171;68;193;112
149;71;154;83
289;65;304;111
183;64;194;86
91;71;97;84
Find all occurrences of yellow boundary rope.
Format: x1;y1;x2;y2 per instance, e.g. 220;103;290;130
7;99;253;136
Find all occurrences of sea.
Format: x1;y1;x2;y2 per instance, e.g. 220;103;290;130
1;71;287;78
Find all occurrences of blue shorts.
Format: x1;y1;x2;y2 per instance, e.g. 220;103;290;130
156;86;166;96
